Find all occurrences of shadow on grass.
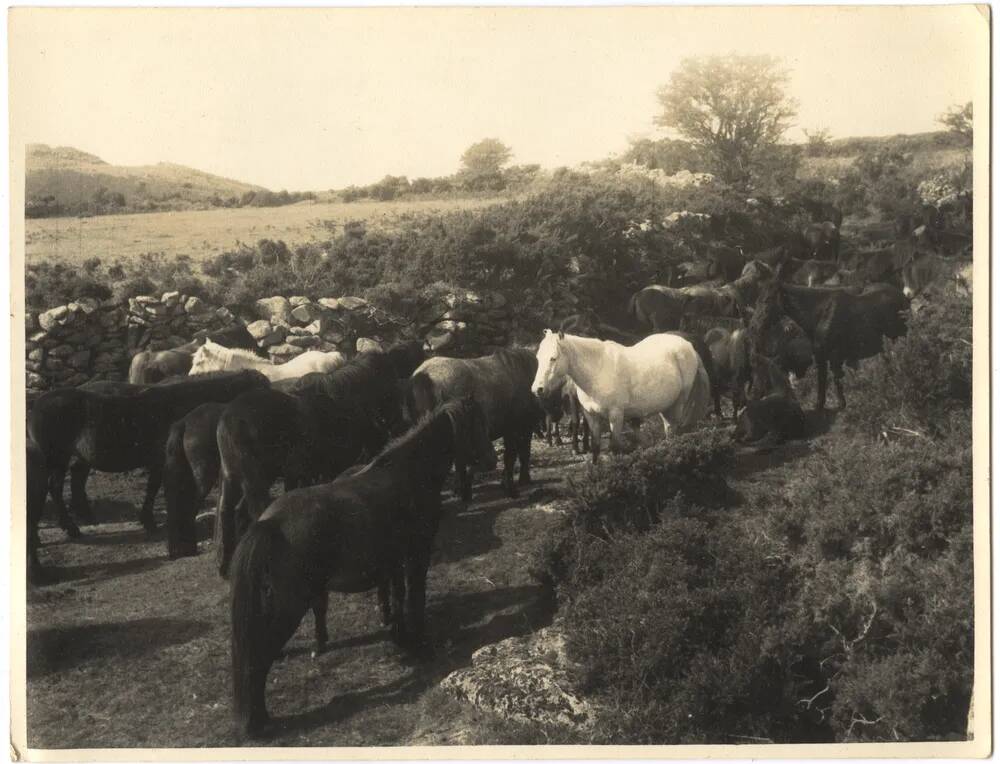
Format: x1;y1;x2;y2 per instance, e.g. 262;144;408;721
270;583;553;741
27;617;211;678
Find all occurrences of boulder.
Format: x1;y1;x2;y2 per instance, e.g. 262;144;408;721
25;371;47;389
73;297;101;314
338;296;368;312
25;313;38;333
291;303;322;324
29;331;47;344
25;360;43;373
317;297;343;311
49;344;75;358
304;318;328;335
162;291;182;308
38;306;69;332
27;348;45;362
440;627;596;731
286;334;321;349
356;337;383;354
248;319;286;347
255;297;292;324
289;296;311;307
185;296;206;315
45;357;65;371
134;295;160;306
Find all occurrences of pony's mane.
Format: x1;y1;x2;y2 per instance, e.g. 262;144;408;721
364;398;466;469
491;347;538;377
201;343;261;362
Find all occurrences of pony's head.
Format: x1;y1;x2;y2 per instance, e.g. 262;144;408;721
188;340;223;376
532;329;569;398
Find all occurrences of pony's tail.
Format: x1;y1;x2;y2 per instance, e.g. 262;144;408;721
405;371;437;424
164;419;198;559
230;520;285;739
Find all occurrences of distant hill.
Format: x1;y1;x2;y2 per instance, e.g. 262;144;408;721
25;144;316;218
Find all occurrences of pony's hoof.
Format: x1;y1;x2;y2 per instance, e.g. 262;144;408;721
517;474;531;486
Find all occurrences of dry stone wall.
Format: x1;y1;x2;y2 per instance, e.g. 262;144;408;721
25;286;513;400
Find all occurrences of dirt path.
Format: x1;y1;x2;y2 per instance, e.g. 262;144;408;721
25;442;585;748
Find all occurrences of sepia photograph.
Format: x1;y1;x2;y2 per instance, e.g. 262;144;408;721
8;5;990;758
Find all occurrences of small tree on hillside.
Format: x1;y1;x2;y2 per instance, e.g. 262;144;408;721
459;138;513;191
937;102;973;146
803;128;833;157
655;55;798;187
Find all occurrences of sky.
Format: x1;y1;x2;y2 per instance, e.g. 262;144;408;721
10;6;987;191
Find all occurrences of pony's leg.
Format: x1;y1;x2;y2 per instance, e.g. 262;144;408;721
214;476;238;578
581;416;591;454
389;564;407;645
378;578;392;626
454;463;473;504
139;461;164;534
544;416;553;447
517;427;533;485
311;591;329;655
832;360;847;409
69;460;96;524
500;434;519;498
607;409;628;453
552;421;562;446
569;413;580;454
47;462;81;539
586;414;604;464
404;543;434;655
815;356;829;412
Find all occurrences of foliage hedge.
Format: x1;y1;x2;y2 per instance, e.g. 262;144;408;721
534;288;974;743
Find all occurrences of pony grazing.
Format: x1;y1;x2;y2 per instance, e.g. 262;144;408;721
532;331;711;462
189;340;346;382
229;396;496;739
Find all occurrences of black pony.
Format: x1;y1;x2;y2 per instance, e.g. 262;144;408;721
163;402;227;558
775;280;909;410
28;370;268;534
214;351;412;576
229;396;496;739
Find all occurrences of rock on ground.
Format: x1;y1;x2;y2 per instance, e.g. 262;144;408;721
440;626;596;732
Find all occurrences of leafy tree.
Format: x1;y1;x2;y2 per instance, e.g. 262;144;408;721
803;128;833;157
459;138;513;190
655;55;797;187
937;102;973;145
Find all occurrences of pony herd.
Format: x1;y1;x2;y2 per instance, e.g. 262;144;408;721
26;217;958;738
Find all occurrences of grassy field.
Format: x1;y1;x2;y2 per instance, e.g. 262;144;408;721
24;197;504;267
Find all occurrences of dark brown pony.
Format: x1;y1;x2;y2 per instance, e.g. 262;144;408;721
163;402;227;558
29;370;268;534
229;397;496;739
214;351;409;576
128;324;261;384
407;348;538;499
627;260;769;333
775;281;909;410
537;379;591;454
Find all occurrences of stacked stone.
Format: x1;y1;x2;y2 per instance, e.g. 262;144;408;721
249;295;406;362
25;297;128;400
125;292;238;356
422;290;512;357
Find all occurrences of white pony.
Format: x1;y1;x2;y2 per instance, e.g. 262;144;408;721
532;330;711;461
188;339;346;382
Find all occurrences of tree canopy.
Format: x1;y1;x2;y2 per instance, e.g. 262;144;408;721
655;55;797;187
459;138;513;190
937;102;973;145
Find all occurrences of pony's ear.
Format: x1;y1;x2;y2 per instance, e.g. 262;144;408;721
558;330;565;340
542;328;552;338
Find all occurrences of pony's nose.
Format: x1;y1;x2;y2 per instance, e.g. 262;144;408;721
903;286;914;299
535;386;544;396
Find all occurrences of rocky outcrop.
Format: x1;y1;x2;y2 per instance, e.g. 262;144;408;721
440;626;597;732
